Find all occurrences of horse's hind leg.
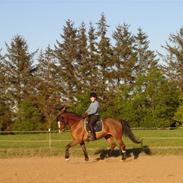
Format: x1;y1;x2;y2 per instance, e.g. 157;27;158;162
80;141;89;161
105;135;116;157
116;138;126;161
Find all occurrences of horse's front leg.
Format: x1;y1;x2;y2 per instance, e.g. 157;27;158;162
65;140;78;160
80;141;89;161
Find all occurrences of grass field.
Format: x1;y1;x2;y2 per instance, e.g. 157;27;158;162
0;128;183;158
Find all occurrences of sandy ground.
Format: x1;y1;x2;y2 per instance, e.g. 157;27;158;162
1;155;183;183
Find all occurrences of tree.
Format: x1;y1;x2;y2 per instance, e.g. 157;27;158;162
76;22;90;91
112;24;137;94
87;23;99;90
96;14;113;99
174;94;183;124
163;28;183;92
54;19;79;102
12;100;43;131
139;67;179;128
35;48;61;129
4;35;37;108
134;28;158;76
162;27;183;126
0;51;13;130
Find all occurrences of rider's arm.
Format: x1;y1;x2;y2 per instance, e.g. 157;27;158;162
86;101;99;115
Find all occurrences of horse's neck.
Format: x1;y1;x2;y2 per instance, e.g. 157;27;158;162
67;118;82;130
63;112;82;129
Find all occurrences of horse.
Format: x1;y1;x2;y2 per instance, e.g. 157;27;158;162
57;107;142;161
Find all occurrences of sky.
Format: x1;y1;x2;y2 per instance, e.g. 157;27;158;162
0;0;183;55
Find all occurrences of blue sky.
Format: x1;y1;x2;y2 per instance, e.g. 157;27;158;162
0;0;183;54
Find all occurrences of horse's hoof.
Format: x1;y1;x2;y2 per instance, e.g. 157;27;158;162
120;158;126;162
85;158;89;161
65;158;70;161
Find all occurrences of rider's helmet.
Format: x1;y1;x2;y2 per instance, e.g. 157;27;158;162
90;92;97;99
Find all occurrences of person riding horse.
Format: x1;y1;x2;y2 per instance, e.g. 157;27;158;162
82;92;100;141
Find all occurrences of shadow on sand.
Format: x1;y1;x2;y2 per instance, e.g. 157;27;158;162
94;145;151;161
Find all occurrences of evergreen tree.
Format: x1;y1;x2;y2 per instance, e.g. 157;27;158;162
71;23;99;115
139;67;179;128
112;24;137;91
127;28;160;127
4;35;37;108
174;94;183;124
96;14;113;99
76;22;90;91
88;23;99;90
12;100;43;131
134;28;158;76
110;67;179;128
163;28;183;92
162;28;183;126
54;19;79;102
35;48;61;128
0;51;12;130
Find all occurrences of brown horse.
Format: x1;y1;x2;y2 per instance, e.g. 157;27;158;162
57;107;142;161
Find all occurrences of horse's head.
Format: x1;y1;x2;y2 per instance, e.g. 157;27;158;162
57;107;82;132
57;106;68;132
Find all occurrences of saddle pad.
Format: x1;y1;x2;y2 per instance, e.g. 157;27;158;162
84;120;103;132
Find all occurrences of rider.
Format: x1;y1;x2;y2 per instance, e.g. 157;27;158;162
82;92;100;141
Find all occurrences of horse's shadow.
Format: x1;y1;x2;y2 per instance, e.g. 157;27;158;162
94;145;151;160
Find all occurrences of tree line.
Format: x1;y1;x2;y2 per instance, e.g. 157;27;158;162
1;15;183;131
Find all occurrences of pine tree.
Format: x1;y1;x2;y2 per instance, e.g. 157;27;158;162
0;51;13;130
134;28;158;76
54;19;79;102
133;28;158;98
163;28;183;92
4;35;37;108
88;23;99;90
96;14;113;99
0;51;6;100
130;28;160;127
163;28;183;125
112;23;137;96
35;48;61;128
76;22;90;91
70;23;100;115
141;67;179;128
12;100;43;131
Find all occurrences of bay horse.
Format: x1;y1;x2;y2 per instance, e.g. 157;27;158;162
57;107;142;161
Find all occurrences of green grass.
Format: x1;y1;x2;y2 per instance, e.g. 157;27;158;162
1;128;183;158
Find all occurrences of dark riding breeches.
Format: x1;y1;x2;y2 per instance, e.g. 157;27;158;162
88;115;100;138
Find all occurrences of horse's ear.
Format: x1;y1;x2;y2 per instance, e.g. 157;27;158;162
61;106;66;113
61;105;70;113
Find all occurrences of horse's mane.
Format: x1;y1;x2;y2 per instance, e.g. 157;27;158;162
57;111;82;122
66;112;81;118
65;112;82;121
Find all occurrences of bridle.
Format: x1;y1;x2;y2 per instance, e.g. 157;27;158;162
59;115;68;132
57;106;67;132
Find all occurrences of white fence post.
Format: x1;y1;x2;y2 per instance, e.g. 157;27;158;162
48;128;51;148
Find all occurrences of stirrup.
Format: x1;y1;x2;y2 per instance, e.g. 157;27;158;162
88;133;96;141
86;131;96;141
89;136;96;141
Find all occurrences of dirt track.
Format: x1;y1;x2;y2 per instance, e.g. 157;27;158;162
1;155;183;183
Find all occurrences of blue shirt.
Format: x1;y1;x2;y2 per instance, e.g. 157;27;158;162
86;100;100;116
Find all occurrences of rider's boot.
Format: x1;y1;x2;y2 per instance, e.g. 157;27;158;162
88;129;96;141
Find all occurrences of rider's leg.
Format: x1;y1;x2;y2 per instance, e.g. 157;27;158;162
88;115;99;140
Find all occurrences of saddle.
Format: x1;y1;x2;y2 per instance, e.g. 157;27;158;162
84;119;103;133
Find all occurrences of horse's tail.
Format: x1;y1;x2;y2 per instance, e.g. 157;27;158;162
121;120;142;145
